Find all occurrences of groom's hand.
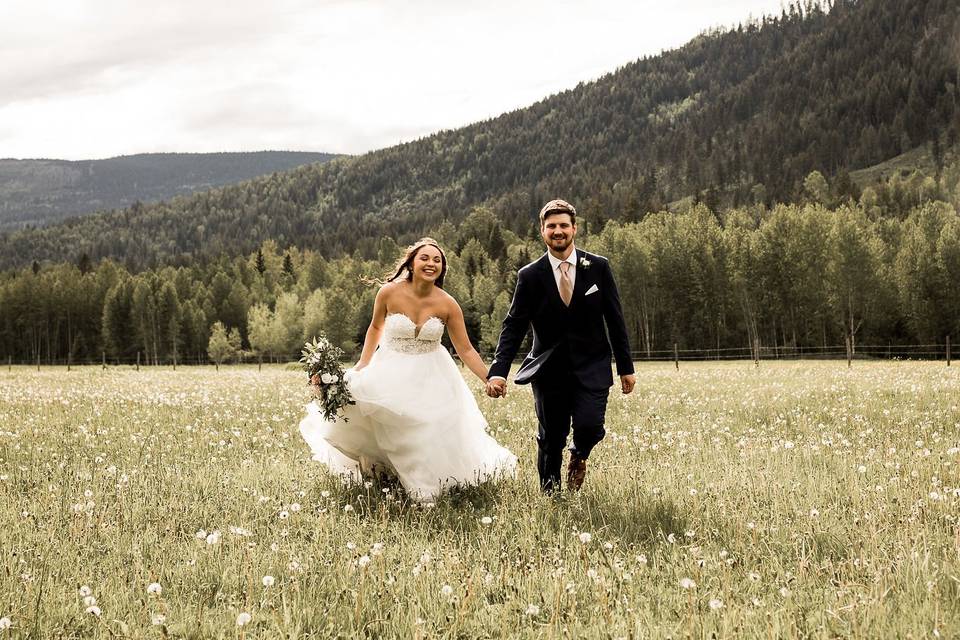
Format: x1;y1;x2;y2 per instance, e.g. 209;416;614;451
620;374;636;395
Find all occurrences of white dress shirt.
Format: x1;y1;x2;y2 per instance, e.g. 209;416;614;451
547;247;577;294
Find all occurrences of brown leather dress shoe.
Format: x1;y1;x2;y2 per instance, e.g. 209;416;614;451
567;454;587;491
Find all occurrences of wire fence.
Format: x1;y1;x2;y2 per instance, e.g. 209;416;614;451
630;342;953;362
2;338;953;370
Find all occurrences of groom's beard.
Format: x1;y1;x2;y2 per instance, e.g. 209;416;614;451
548;236;572;251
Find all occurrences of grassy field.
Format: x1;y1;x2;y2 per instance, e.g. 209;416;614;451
0;361;958;638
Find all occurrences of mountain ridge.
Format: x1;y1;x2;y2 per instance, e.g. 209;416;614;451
0;151;340;231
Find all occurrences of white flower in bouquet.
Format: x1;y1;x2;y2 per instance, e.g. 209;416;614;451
300;333;354;421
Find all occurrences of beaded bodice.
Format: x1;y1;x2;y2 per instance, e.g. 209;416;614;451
381;313;444;355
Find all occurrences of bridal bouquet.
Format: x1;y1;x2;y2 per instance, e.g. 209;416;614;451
300;335;354;421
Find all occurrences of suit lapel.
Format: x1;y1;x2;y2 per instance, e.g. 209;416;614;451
567;249;590;310
537;254;566;310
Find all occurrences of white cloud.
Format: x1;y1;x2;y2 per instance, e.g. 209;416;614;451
0;0;787;159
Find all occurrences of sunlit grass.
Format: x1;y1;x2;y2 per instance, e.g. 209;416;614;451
0;361;958;638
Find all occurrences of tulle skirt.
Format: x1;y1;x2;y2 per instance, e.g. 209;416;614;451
299;345;517;501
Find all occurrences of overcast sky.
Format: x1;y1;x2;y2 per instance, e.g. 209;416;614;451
1;0;787;161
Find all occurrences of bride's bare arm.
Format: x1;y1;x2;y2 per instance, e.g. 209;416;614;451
445;298;490;384
355;286;390;370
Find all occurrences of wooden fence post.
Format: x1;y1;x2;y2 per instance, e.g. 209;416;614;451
37;353;40;372
136;352;140;372
67;351;71;372
947;335;952;367
673;343;679;370
102;351;106;370
258;354;262;372
754;339;760;367
7;355;10;372
845;336;852;369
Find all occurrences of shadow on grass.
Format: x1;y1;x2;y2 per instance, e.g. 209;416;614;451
320;472;510;533
567;492;694;546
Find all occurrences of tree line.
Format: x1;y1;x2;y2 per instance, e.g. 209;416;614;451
1;167;958;365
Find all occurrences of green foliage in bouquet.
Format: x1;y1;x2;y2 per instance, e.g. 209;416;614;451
299;335;354;421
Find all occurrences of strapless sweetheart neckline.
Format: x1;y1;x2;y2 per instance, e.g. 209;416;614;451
386;312;444;339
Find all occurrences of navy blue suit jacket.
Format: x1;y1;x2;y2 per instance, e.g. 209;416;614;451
488;249;634;390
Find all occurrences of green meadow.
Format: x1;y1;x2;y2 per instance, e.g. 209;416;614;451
0;361;957;638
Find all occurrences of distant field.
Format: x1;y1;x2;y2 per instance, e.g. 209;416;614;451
0;361;957;638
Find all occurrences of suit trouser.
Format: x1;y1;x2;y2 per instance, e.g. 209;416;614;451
531;369;608;491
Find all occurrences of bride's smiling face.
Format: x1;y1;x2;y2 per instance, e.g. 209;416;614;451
411;245;444;283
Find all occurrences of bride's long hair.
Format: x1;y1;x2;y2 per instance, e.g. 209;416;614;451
381;237;448;288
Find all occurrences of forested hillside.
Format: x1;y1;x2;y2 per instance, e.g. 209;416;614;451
2;162;958;365
0;151;338;231
1;0;957;270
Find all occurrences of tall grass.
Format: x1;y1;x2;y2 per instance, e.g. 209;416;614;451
0;361;957;638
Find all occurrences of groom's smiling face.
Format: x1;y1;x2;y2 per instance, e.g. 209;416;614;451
541;213;577;255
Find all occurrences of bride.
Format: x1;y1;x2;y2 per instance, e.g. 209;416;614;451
299;238;517;501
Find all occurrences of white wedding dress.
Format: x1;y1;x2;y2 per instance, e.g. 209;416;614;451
299;313;517;501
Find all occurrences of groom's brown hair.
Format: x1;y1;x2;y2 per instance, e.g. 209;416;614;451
539;199;577;227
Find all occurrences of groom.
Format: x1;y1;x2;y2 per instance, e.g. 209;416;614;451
486;198;635;492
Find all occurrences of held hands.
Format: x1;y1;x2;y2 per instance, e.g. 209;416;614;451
620;374;636;395
485;378;507;398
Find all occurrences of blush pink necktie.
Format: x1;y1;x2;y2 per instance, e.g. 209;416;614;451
558;261;573;306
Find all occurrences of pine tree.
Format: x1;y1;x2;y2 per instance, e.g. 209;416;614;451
78;253;92;275
255;248;266;275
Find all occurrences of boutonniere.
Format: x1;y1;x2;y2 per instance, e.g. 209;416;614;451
578;256;591;269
